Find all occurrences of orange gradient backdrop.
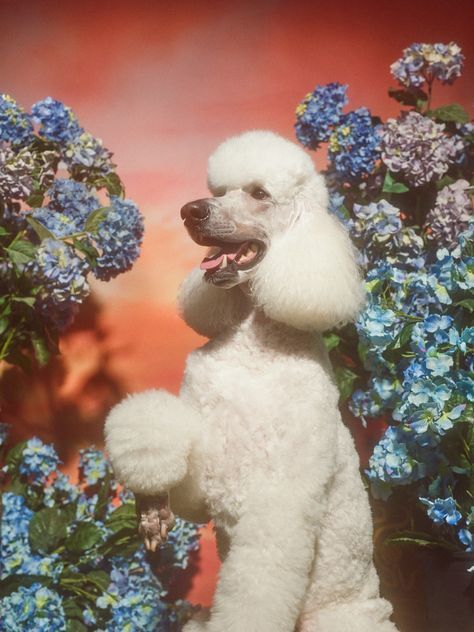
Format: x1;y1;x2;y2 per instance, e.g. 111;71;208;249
1;0;473;606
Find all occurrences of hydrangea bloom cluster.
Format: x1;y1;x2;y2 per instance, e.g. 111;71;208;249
295;82;348;149
0;94;144;364
0;431;200;630
381;111;464;187
328;108;381;182
391;42;464;88
0;94;34;145
295;85;380;181
424;179;473;248
1;583;66;632
31;97;83;143
296;42;473;555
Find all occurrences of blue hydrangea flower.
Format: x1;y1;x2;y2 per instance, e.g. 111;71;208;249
0;94;34;145
420;496;462;525
34;239;90;305
0;422;9;446
64;131;114;176
1;493;62;579
94;197;144;281
295;82;348;149
356;304;400;349
1;583;66;631
47;178;101;218
328;108;381;181
79;447;109;485
19;437;60;482
31;97;83;144
391;42;464;88
458;528;474;552
367;425;437;499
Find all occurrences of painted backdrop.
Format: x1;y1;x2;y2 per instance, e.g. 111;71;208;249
1;0;472;606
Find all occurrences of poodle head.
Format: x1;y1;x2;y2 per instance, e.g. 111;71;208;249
179;130;365;336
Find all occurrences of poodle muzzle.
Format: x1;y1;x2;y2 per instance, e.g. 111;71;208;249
180;197;267;285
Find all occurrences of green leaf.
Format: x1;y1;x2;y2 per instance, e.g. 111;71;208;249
12;296;36;308
66;619;88;632
333;366;358;402
0;317;9;336
66;522;104;553
426;103;470;124
0;226;10;236
5;239;36;266
388;86;428;107
386;530;457;551
31;332;51;366
383;323;415;363
29;507;69;553
94;471;112;520
455;298;474;313
323;333;341;353
5;440;27;471
26;192;45;208
105;501;137;530
436;175;456;191
0;574;53;597
26;216;55;241
84;206;110;233
86;570;110;592
63;602;84;620
93;173;124;196
382;171;409;194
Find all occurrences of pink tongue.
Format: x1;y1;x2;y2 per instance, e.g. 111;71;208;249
200;251;236;271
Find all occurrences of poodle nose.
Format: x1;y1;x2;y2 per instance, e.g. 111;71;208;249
180;200;210;223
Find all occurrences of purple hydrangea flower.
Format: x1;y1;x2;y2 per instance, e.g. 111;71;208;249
94;197;144;281
328;108;381;181
391;42;464;88
424;180;473;249
0;144;58;201
0;94;34;145
295;82;348;149
381;112;464;187
31;97;83;144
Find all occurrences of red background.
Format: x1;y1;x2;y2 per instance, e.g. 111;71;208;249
1;0;473;606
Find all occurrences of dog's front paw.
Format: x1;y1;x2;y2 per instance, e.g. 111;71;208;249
136;493;175;552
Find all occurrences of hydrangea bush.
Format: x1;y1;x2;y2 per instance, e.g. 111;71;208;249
296;43;473;554
0;95;144;367
0;426;199;630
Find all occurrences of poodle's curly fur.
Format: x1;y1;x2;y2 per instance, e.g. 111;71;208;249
105;131;397;631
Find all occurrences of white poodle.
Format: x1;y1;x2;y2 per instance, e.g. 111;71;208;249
105;131;397;632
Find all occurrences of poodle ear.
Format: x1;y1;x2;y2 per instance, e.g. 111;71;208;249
250;196;365;332
177;268;252;338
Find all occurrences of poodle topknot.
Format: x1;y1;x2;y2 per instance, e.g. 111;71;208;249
105;130;397;632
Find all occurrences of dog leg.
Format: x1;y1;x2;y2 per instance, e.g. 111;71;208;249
105;389;201;497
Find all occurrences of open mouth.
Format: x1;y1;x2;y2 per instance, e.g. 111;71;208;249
199;239;265;280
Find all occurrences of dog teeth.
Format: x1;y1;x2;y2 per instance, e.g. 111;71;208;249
221;255;228;268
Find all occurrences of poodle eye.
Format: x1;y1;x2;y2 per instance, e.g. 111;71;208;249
250;186;269;200
213;188;226;197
